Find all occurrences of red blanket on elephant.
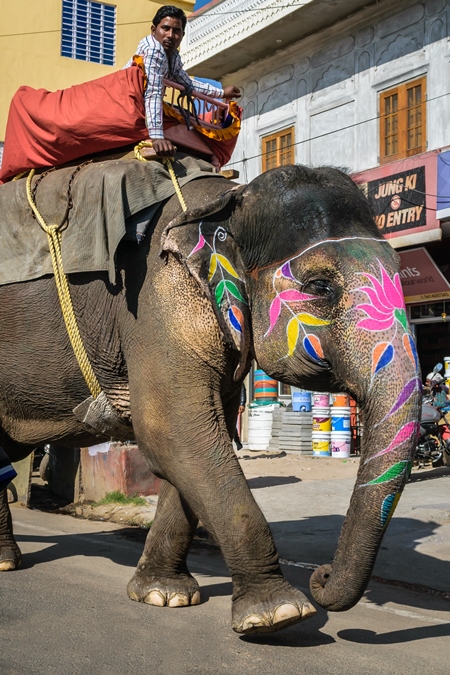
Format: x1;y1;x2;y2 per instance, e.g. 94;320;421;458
0;63;148;184
0;65;241;183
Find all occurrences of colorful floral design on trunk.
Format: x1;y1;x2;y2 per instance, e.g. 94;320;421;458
351;262;418;516
380;492;402;528
355;262;407;332
189;223;247;334
359;460;412;487
353;260;419;381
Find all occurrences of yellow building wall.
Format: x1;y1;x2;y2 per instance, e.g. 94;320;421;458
0;0;194;138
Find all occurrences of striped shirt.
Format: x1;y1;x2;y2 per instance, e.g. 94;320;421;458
124;35;224;140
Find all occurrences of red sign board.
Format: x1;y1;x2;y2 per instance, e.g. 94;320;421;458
355;152;438;241
399;247;450;304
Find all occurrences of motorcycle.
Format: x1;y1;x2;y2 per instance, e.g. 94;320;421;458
415;363;450;468
32;444;53;482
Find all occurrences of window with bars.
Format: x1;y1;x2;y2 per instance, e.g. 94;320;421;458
380;77;426;164
61;0;116;65
261;127;295;172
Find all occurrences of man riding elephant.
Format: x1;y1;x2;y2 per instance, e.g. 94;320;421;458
124;5;241;158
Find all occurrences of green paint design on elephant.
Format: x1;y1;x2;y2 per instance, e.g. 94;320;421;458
394;308;408;332
188;223;248;333
215;279;247;307
359;460;412;487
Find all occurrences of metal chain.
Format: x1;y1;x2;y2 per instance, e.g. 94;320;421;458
30;160;92;228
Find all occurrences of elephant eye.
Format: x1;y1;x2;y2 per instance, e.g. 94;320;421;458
304;279;334;297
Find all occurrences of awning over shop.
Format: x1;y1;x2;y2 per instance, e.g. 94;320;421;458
399;247;450;304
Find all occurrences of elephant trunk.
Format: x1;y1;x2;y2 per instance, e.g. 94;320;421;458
309;379;421;611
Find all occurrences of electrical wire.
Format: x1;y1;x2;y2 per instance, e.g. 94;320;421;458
226;89;450;167
0;2;364;37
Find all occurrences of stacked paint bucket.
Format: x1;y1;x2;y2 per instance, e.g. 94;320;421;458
248;370;281;451
330;393;351;458
311;393;331;456
253;370;278;402
291;389;312;412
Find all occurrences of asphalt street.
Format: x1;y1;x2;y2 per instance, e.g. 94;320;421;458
1;505;449;675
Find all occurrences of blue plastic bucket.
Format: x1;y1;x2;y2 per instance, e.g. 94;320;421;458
331;407;351;432
292;391;311;412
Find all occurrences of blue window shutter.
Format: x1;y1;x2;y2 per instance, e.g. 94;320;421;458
61;0;116;65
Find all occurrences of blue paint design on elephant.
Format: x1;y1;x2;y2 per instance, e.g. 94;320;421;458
380;492;401;527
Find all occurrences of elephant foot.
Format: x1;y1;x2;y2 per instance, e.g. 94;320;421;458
232;581;316;634
0;544;21;571
127;570;201;608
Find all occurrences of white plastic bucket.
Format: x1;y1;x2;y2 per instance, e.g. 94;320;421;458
312;432;331;456
331;431;351;458
331;407;351;432
248;408;274;450
313;393;330;407
445;357;450;378
312;407;331;432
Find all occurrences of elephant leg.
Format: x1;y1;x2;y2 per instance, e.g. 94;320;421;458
127;479;201;607
0;487;21;571
135;432;315;634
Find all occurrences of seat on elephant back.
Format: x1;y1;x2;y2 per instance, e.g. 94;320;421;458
0;68;241;183
0;152;224;287
161;78;242;169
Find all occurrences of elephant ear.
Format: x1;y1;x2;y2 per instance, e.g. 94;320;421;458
160;188;252;380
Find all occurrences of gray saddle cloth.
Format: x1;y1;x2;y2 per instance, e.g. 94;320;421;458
0;153;220;286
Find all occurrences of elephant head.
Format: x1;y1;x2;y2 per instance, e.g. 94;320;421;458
161;165;421;612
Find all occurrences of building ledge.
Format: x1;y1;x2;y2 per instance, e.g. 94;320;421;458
182;0;379;78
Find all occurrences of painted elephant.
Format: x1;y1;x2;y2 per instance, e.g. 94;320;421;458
0;164;420;634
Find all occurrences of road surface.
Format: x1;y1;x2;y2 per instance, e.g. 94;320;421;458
1;505;449;675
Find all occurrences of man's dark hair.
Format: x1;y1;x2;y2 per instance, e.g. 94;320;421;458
153;5;187;31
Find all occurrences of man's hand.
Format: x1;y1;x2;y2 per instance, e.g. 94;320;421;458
151;138;176;157
223;85;241;100
238;405;245;415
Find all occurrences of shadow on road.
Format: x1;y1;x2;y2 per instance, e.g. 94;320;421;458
409;466;450;483
246;475;301;489
14;508;450;617
338;623;450;644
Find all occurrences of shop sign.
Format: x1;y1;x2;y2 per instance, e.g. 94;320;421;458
399;247;450;304
368;167;425;235
354;152;439;244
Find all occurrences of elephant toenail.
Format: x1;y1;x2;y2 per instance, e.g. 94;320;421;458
301;602;317;618
145;590;166;606
0;560;17;571
241;614;266;632
272;604;300;624
191;591;201;605
168;593;189;607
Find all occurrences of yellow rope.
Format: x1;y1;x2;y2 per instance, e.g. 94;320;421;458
26;170;101;399
134;140;187;212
